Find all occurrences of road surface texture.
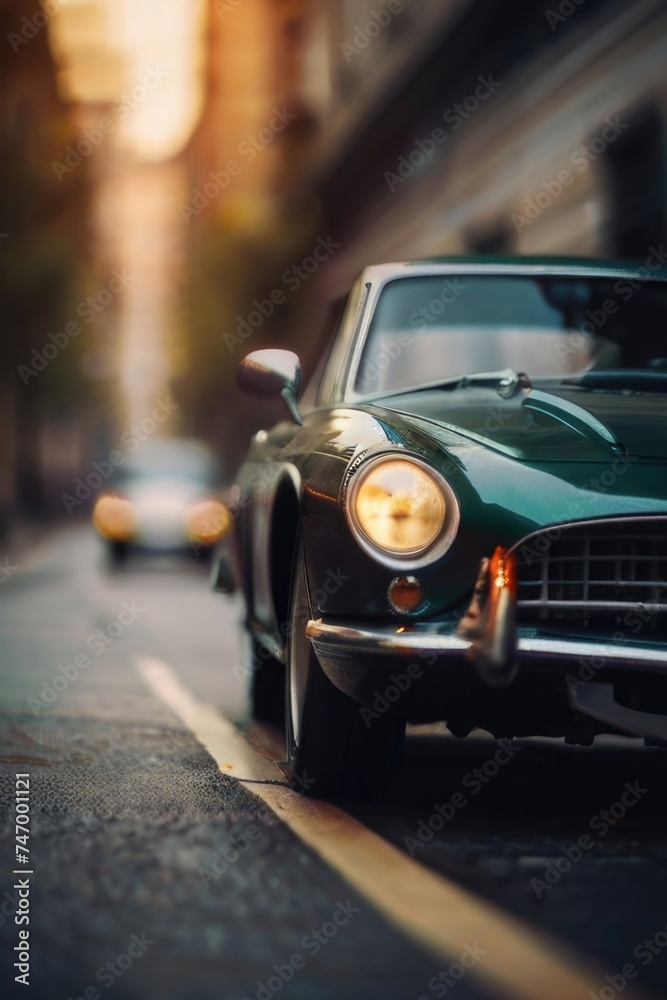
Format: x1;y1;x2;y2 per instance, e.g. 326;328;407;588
1;525;666;1000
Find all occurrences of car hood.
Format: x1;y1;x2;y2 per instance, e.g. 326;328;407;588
373;382;667;462
283;394;667;610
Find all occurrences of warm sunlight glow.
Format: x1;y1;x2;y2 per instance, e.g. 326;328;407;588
49;0;206;160
113;0;207;160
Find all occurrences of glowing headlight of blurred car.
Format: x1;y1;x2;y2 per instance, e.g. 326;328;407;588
92;494;137;541
185;499;232;546
346;455;459;567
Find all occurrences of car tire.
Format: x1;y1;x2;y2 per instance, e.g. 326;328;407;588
108;540;129;567
250;639;285;726
286;542;405;799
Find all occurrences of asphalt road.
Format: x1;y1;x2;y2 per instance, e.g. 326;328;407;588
1;526;667;1000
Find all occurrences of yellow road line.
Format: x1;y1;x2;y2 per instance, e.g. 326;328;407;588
139;656;283;782
138;656;656;1000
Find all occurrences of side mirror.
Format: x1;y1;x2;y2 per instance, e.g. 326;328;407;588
237;349;303;424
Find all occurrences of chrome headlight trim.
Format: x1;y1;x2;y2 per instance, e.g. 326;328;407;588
344;452;460;570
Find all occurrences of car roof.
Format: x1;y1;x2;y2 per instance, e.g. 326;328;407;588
357;256;667;283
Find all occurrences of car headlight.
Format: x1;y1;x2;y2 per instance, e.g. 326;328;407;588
346;455;459;567
185;499;232;545
92;494;137;541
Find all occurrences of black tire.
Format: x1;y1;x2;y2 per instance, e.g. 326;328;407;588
286;542;405;798
250;638;286;726
108;540;129;568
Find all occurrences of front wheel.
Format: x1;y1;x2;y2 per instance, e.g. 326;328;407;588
286;543;404;798
107;540;129;568
250;638;285;726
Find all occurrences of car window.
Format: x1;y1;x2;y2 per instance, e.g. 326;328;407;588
353;274;667;395
114;440;219;486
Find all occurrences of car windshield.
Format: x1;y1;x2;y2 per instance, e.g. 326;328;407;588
114;439;218;486
354;274;667;394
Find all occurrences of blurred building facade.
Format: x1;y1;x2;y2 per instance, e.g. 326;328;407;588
1;0;210;537
297;0;667;293
178;0;317;451
0;0;97;539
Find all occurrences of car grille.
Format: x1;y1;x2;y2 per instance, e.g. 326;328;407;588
514;516;667;633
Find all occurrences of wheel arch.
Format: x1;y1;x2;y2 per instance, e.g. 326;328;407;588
269;467;302;634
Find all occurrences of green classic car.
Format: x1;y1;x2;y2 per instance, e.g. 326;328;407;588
225;256;667;797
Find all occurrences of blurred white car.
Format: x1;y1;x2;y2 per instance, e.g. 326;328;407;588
92;438;230;564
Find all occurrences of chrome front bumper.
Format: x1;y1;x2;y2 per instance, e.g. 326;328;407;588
306;617;667;740
306;617;667;672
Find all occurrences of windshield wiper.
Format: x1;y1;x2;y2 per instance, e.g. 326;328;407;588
376;369;533;402
458;369;532;398
427;369;532;397
563;370;667;392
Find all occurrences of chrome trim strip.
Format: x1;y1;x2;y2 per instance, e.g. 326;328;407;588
518;636;666;665
306;619;667;667
518;600;667;612
307;618;469;652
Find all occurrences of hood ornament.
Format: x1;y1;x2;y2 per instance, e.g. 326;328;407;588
497;371;532;399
